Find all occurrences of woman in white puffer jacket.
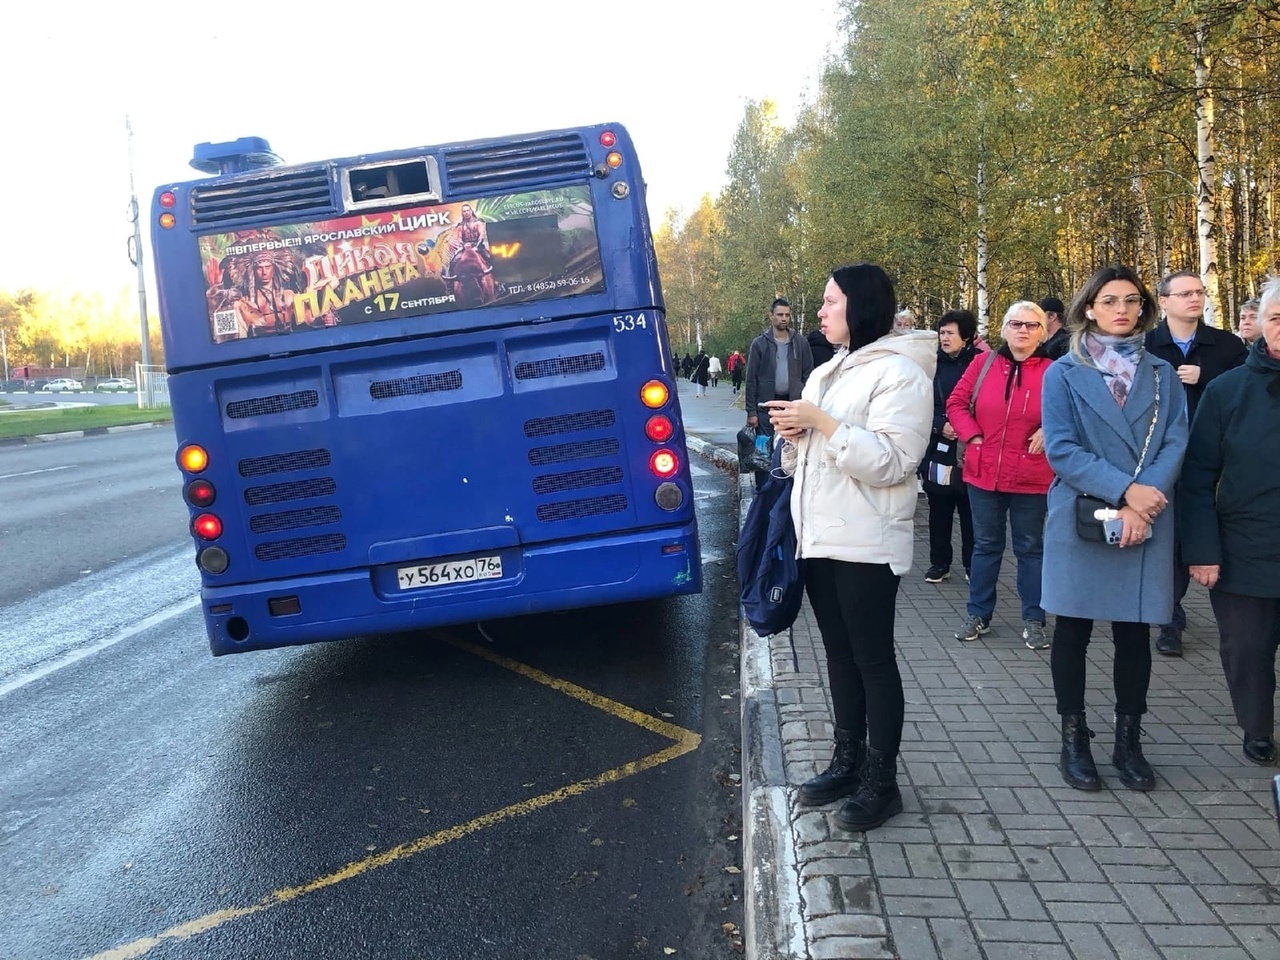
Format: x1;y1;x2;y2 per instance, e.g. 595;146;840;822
765;262;936;832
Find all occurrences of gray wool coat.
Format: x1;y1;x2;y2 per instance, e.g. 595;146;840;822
1040;351;1189;624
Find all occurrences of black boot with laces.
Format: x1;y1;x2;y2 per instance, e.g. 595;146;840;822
798;728;865;806
1060;713;1102;791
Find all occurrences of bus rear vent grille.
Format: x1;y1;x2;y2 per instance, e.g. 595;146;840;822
227;390;319;419
536;494;628;523
443;134;590;193
191;167;334;225
255;534;347;562
239;448;332;478
523;409;615;437
528;438;620;466
514;352;606;381
249;506;342;534
244;477;338;506
532;466;623;496
370;370;463;399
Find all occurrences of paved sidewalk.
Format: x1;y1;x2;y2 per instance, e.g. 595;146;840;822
677;380;1280;960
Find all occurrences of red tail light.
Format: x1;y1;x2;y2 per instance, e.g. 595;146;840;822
193;514;223;540
185;479;216;507
649;450;678;479
645;415;674;442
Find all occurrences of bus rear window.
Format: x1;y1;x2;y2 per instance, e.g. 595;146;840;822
198;186;604;344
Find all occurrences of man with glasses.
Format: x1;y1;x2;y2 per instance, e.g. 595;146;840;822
1145;270;1247;656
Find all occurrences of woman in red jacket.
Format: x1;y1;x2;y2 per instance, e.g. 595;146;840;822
946;301;1055;649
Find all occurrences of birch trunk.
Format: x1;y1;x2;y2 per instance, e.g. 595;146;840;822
975;151;989;331
1194;22;1221;328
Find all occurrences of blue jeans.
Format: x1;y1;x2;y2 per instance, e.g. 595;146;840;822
966;486;1047;623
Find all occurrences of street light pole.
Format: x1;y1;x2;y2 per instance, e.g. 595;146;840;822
126;115;151;369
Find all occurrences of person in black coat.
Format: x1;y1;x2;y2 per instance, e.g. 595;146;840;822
1145;270;1248;656
692;350;710;398
807;327;836;367
919;309;979;583
1178;279;1280;765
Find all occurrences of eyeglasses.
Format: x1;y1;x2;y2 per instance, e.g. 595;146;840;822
1006;320;1043;331
1094;296;1144;310
1162;289;1205;300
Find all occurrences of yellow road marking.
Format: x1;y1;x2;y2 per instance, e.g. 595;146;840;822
88;636;701;960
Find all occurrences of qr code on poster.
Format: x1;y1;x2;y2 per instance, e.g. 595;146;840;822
213;310;239;336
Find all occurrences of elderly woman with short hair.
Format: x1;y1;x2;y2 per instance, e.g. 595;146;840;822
1041;265;1188;792
1180;277;1280;765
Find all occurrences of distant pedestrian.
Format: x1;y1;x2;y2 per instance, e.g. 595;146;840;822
745;298;814;489
1237;298;1260;345
919;309;979;585
1145;270;1247;656
728;350;745;394
1180;278;1280;766
1041;265;1187;792
946;301;1054;650
692;350;710;398
1040;296;1069;359
768;262;935;833
893;308;916;333
708;354;722;387
680;353;693;379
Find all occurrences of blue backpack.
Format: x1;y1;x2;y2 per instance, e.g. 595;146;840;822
736;444;805;636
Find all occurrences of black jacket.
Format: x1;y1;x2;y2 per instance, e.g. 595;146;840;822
1044;326;1070;360
921;344;978;471
744;331;814;418
1145;320;1247;422
1178;339;1280;597
807;328;836;367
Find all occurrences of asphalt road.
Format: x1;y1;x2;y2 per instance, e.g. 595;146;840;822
0;432;745;960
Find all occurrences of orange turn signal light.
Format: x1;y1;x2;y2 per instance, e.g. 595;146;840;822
640;380;669;409
178;444;209;473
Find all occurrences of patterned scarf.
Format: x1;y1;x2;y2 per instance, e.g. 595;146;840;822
1083;331;1146;406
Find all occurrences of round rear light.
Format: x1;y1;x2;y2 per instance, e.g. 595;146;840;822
599;130;617;148
159;213;176;229
198;546;230;574
185;479;216;507
645;415;674;442
641;380;669;408
650;450;679;479
606;151;623;169
178;444;209;473
159;191;177;209
193;514;223;540
654;482;683;511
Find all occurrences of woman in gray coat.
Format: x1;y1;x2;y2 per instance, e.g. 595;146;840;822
1041;265;1188;792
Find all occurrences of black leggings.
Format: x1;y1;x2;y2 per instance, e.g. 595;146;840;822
804;558;903;756
1050;616;1151;716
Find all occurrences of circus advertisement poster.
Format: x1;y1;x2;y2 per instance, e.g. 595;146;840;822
196;186;605;344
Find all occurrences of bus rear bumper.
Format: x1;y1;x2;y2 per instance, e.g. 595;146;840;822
200;522;702;655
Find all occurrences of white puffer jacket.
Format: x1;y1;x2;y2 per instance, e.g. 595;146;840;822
780;331;937;574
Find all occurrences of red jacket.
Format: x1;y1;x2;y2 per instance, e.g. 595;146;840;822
946;349;1054;494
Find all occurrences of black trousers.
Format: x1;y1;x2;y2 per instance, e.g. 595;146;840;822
1209;589;1280;739
924;480;973;572
1051;616;1151;716
804;558;904;756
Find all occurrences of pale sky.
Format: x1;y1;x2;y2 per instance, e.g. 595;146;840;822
2;0;840;296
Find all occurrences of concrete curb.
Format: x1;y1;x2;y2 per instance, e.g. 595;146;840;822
0;420;172;446
686;435;804;960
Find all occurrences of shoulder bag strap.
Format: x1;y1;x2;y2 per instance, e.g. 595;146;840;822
968;349;1001;417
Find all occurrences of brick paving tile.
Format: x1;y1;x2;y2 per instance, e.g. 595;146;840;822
886;916;940;960
1057;921;1120;960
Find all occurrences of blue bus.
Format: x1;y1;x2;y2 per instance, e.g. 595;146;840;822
151;123;701;655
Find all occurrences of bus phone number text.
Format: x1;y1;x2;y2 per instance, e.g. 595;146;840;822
396;555;503;589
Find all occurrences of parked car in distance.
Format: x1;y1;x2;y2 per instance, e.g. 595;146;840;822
1;379;26;392
27;379;49;392
41;378;84;393
95;377;137;393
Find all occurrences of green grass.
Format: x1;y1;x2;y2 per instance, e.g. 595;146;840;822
0;404;173;439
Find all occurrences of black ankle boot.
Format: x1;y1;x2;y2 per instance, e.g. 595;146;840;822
1060;713;1101;791
835;746;902;831
798;728;865;806
1112;714;1155;790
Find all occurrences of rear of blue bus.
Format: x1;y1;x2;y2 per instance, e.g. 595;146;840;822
150;124;701;655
